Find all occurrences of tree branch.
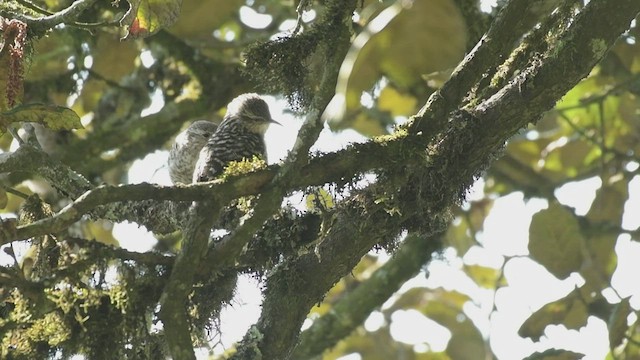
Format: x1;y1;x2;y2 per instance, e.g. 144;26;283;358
0;144;92;198
2;0;98;35
6;108;423;244
158;201;221;360
407;0;556;136
292;231;444;359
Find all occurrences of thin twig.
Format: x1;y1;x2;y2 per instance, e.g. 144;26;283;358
292;0;310;34
7;127;24;146
67;19;121;30
556;111;635;161
13;0;54;16
14;0;121;29
2;185;29;199
2;0;99;34
555;74;640;111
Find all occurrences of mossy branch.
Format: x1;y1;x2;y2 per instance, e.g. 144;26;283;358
158;200;221;360
3;132;425;246
406;0;547;137
292;232;444;359
1;0;98;35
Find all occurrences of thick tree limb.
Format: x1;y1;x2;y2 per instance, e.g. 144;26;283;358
6;128;428;245
407;0;557;136
292;231;444;359
0;144;91;198
158;201;221;360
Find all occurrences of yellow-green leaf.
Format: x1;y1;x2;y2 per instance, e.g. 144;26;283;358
580;179;628;286
0;187;7;209
519;289;589;341
378;86;418;117
0;104;82;133
529;202;584;280
123;0;183;39
524;349;584;360
587;178;629;225
608;297;632;350
305;188;335;212
169;0;244;39
417;288;485;360
331;0;467;134
444;217;476;255
463;264;502;289
84;220;120;247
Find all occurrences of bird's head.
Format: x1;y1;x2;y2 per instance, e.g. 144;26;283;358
174;120;217;148
187;120;218;140
226;93;280;135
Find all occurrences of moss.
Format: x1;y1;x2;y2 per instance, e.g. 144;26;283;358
222;156;268;178
25;312;71;346
0;256;167;359
232;325;264;360
589;38;608;59
189;271;238;343
373;127;408;145
243;34;319;111
242;0;354;111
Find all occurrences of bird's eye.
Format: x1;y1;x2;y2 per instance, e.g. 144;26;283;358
202;132;211;138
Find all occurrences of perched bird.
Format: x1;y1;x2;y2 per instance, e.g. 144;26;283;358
168;120;218;184
193;93;279;183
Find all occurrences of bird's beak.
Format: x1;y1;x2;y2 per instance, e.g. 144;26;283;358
269;118;281;126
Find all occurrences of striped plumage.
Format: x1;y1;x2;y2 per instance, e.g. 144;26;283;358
168;120;218;184
193;93;278;183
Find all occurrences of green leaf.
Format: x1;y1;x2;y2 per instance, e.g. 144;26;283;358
305;188;335;212
523;348;584;360
463;264;503;289
0;187;7;209
529;202;584;279
0;104;82;134
580;179;628;287
330;0;467;135
444;217;476;255
608;297;632;350
519;289;589;341
169;0;244;39
123;0;183;39
415;288;486;360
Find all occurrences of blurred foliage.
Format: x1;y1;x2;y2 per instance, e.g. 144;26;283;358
0;0;638;359
330;0;468;135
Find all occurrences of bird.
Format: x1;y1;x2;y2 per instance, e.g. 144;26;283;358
193;93;279;183
168;120;218;184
